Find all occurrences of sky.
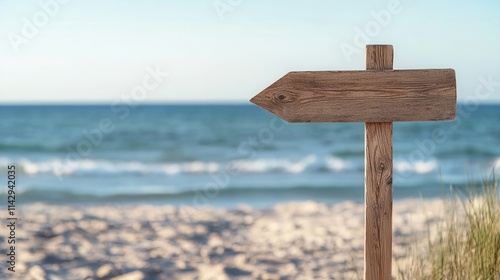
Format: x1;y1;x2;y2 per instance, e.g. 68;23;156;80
0;0;499;104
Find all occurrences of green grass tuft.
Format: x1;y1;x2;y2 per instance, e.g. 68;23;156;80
405;171;500;280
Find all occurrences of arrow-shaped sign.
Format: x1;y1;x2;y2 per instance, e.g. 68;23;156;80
251;69;456;123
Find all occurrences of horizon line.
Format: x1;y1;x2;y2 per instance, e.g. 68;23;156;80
1;101;500;106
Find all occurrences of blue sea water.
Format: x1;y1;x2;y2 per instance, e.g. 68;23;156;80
0;104;499;207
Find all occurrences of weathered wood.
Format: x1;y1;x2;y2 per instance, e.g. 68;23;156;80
250;44;457;280
250;69;456;123
364;45;393;280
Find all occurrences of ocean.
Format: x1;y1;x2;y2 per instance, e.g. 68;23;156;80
0;104;499;207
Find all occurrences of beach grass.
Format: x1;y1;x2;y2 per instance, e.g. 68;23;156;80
402;171;500;280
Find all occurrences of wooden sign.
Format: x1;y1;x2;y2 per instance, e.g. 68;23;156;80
250;45;457;280
250;69;456;122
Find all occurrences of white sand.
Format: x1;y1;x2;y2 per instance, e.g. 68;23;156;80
0;199;445;280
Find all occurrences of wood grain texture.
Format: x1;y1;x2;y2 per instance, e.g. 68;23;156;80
250;69;456;123
364;122;393;280
364;45;393;280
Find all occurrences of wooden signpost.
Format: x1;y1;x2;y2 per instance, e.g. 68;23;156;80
250;45;456;280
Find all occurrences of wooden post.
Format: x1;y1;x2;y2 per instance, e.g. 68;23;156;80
250;44;457;280
364;42;394;280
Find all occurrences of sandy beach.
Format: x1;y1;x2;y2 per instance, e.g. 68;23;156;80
0;199;447;280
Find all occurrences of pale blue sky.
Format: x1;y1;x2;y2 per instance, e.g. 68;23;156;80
0;0;499;103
